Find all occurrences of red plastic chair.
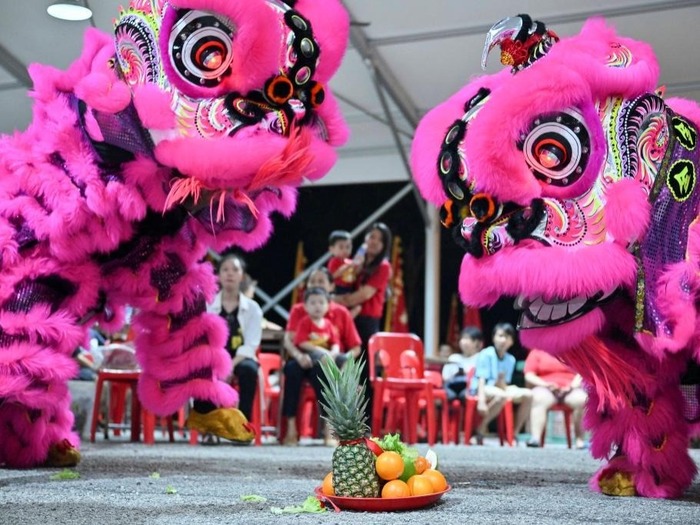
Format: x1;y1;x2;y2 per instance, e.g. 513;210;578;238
442;367;474;443
90;344;143;443
540;402;573;448
368;332;435;444
422;370;450;444
258;352;282;440
398;351;449;444
463;394;514;446
277;380;320;442
444;367;513;446
142;409;177;445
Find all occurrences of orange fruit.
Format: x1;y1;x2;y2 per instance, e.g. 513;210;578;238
414;456;429;474
422;469;448;492
407;474;434;496
322;472;334;495
375;451;404;481
381;479;411;498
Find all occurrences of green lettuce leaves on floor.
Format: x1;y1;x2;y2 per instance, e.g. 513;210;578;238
50;469;80;481
241;494;267;502
270;496;326;514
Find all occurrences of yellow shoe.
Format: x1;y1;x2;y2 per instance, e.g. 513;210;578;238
599;471;636;497
186;407;255;443
46;439;81;468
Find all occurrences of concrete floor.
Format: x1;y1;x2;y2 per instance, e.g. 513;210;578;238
1;434;699;525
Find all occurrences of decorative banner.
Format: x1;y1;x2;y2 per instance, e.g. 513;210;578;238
463;303;483;331
290;241;307;306
384;236;409;332
447;293;482;349
446;293;460;349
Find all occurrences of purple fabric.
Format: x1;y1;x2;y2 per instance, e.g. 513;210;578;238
168;293;207;332
150;252;186;301
638;112;700;336
681;384;700;424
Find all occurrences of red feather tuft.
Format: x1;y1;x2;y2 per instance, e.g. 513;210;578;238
248;127;313;191
558;336;653;411
164;177;203;212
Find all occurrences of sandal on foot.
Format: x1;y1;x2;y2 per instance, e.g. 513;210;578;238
46;439;81;468
186;407;255;443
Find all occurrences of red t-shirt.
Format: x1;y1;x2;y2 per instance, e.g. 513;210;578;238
327;256;356;288
357;259;391;318
523;349;576;388
287;302;361;351
293;316;339;349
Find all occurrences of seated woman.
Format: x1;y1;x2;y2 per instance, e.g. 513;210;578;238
524;349;587;449
197;254;262;431
473;323;533;444
281;267;361;446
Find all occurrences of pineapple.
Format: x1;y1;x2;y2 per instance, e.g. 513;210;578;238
318;356;380;498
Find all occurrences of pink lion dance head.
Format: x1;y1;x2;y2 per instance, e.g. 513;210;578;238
412;14;700;498
37;0;349;251
412;14;700;356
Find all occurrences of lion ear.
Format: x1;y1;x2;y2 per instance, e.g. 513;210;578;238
293;0;350;83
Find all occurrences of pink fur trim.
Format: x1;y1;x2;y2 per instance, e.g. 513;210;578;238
545;18;659;100
29;29;114;98
74;73;131;114
0;397;79;468
133;84;176;129
155;134;299;189
155;130;336;195
294;0;349;83
139;375;238;415
604;179;650;245
458;241;637;307
666;97;700;128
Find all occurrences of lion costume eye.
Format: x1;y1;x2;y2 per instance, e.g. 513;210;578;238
169;10;235;87
520;109;590;187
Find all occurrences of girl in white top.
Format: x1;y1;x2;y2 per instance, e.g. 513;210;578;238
205;254;262;420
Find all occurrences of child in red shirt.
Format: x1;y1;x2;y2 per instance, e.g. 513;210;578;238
294;287;340;360
293;287;341;445
327;230;364;317
327;230;357;295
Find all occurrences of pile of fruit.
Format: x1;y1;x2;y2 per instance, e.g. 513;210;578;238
321;434;448;499
318;356;448;500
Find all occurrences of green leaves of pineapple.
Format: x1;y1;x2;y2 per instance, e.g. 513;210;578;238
318;355;370;435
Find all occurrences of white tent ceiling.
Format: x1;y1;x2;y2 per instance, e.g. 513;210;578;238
1;1;699;186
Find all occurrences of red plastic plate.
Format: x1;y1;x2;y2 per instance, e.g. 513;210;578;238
314;485;451;512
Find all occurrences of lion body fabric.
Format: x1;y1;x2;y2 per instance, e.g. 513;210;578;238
412;16;700;498
0;0;349;468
